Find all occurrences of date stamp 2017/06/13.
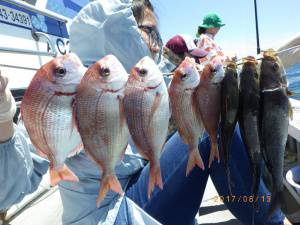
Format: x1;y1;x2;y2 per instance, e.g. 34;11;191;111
213;195;271;203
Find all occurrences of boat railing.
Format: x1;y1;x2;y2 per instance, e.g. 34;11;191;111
0;30;57;58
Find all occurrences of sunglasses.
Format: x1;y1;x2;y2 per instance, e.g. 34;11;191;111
138;25;163;49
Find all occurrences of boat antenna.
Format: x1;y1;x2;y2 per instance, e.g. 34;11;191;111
254;0;261;54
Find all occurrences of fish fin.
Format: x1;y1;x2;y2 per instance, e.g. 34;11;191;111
36;149;48;158
192;91;203;125
177;127;189;144
261;148;272;174
133;143;150;160
120;145;127;161
67;143;83;157
71;98;79;132
96;175;124;208
288;100;293;120
208;140;220;168
186;147;205;176
149;92;162;125
148;165;163;199
49;164;79;186
267;190;285;219
286;90;292;96
287;89;295;96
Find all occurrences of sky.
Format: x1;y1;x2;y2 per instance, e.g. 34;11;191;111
151;0;300;58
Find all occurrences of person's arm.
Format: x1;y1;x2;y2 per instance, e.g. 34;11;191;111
0;73;15;142
0;72;49;211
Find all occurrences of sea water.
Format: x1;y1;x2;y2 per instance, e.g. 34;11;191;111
286;62;300;100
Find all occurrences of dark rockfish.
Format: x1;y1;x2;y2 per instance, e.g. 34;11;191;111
239;56;261;210
220;62;239;194
260;50;292;217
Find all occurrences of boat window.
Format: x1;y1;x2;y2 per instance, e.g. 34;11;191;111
20;0;37;6
46;0;90;19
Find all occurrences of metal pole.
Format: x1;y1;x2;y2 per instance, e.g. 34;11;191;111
254;0;261;54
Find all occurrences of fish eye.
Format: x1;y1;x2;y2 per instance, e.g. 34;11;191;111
139;68;147;77
101;67;110;77
272;63;279;71
180;73;188;81
55;67;66;77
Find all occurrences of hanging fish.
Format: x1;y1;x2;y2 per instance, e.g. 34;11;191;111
123;56;170;198
169;57;205;175
21;53;86;186
220;61;239;194
239;56;261;211
75;55;129;207
260;50;292;217
194;64;222;168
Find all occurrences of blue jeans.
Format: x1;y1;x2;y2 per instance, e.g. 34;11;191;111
121;126;284;225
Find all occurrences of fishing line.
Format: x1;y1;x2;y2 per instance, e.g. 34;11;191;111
277;44;300;54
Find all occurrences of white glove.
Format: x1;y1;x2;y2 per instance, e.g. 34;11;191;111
0;72;16;123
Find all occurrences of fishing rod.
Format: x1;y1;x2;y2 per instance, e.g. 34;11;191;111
254;0;261;54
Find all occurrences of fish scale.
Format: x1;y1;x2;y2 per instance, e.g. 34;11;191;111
125;85;167;159
194;64;222;168
21;53;85;186
239;59;261;220
75;55;129;208
124;56;170;199
23;81;81;163
220;63;239;194
259;52;291;217
169;57;205;174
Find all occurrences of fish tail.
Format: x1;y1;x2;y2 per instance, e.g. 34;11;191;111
49;164;79;186
208;140;220;168
96;175;124;208
148;164;163;199
186;148;205;176
267;190;284;219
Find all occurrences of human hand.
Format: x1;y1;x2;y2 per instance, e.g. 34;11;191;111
0;70;16;123
0;71;9;95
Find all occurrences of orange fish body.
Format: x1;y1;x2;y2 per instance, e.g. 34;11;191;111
21;53;86;186
124;56;170;198
169;57;205;174
75;55;129;207
194;64;222;168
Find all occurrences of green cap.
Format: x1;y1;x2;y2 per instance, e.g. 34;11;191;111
199;13;225;29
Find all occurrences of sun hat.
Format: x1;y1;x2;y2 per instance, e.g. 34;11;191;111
199;13;225;29
165;34;208;58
